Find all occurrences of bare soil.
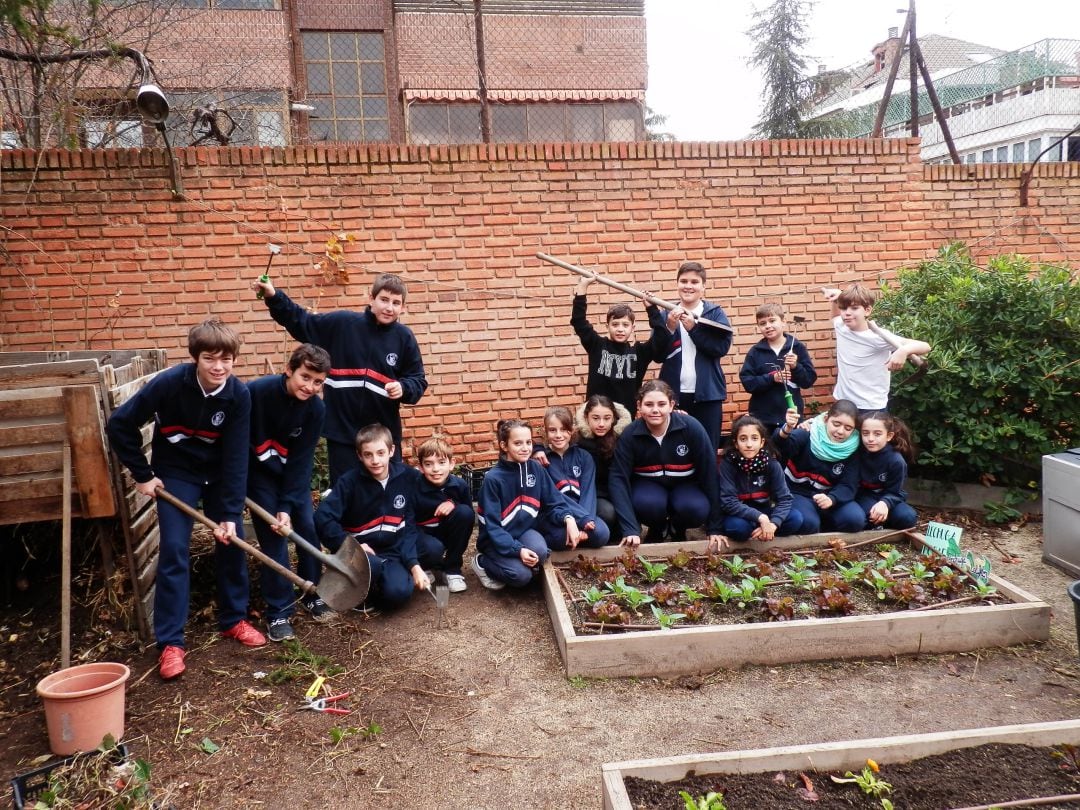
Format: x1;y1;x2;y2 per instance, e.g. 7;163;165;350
625;743;1080;809
3;510;1079;809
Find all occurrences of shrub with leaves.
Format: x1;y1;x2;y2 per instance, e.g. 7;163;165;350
875;243;1080;488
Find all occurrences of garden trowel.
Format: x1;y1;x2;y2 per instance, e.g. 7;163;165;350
425;570;449;628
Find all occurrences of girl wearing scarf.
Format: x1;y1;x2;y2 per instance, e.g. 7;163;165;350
716;415;802;547
774;400;865;534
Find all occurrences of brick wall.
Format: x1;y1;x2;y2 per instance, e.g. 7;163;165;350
1;141;1077;463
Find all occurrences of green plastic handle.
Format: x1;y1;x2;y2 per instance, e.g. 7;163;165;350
784;389;796;410
256;273;269;299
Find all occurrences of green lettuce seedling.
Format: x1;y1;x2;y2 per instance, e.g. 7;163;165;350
638;556;670;582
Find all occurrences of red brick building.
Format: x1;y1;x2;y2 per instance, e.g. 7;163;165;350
1;0;646;148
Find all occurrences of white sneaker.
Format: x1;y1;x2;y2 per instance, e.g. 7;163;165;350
471;555;505;590
446;573;467;593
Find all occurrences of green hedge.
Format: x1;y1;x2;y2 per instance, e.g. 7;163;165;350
875;243;1080;488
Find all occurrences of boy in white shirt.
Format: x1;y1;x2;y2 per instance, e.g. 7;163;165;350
823;284;931;412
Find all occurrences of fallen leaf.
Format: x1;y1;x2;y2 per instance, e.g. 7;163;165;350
797;771;819;801
773;771;787;784
945;662;960;676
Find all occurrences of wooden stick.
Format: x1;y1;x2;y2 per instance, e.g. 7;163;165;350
61;441;72;670
536;252;733;333
909;594;989;612
948;794;1080;810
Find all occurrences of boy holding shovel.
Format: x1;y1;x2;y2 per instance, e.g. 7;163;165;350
107;319;261;681
246;344;332;641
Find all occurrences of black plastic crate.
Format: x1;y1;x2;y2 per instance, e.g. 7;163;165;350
11;744;129;810
459;463;494;503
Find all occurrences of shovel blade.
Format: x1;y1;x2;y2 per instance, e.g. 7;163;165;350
317;540;371;611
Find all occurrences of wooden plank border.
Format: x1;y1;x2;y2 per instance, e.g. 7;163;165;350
601;719;1080;810
541;532;1051;678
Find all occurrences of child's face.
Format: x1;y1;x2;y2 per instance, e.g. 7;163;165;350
756;315;786;341
735;425;765;459
420;454;452;486
840;303;871;330
860;419;894;453
586;405;615;437
358;439;394;480
825;413;857;444
676;271;705;307
606;315;634;344
370;289;405;325
283;362;327;401
545;417;572;453
501;427;534;463
639;391;673;429
195;351;234;390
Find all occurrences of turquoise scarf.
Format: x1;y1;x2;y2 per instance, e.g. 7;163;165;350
809;413;859;462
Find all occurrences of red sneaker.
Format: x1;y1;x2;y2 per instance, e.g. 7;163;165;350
221;619;267;647
158;645;186;680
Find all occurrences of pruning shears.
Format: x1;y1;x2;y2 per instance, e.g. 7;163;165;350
301;692;352;715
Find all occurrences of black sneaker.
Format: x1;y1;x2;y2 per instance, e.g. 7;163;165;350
266;617;294;642
302;596;333;622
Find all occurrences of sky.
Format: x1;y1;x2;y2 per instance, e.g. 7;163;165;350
644;0;1080;140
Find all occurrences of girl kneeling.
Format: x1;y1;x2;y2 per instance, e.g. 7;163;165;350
857;412;918;529
472;419;601;590
719;415;802;543
609;380;726;549
774;400;865;534
536;405;611;546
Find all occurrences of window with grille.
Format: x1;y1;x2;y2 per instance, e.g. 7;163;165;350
302;31;390;143
407;101;642;144
174;0;279;8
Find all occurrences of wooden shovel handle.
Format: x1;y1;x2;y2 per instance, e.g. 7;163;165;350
154;487;316;595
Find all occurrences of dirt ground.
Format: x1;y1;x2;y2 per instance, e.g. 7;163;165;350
2;512;1079;809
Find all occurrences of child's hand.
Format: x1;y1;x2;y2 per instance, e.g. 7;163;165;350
271;511;292;535
822;287;841;301
707;534;730;552
214;521;238;545
532;449;550;467
784;408;800;429
620;534;641;548
886;347;910;371
520;547;540;567
752;517;777;541
784;352;797;370
138;477;164;498
869;501;890;524
434;499;455;518
812;493;834;511
360;542;375;555
411;565;430;591
564;517;581;549
385;380;403;399
574;277;594;295
252;278;276;299
771;369;787;385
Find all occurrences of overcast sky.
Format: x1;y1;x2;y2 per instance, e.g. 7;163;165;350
644;0;1080;140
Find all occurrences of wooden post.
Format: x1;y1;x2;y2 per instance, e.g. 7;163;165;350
914;41;961;164
61;441;72;670
908;0;919;137
871;11;912;137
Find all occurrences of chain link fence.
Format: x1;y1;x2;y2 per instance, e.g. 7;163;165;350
1;0;646;150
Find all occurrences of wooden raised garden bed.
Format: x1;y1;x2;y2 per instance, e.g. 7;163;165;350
541;531;1050;679
601;719;1080;810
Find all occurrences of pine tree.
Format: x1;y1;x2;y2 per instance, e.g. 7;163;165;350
746;0;811;139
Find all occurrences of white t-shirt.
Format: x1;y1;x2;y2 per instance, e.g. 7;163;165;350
678;302;706;394
832;316;898;410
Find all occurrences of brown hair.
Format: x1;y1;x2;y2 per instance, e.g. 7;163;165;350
861;411;917;463
543;406;574;434
637;378;676;404
496;418;531;455
288;343;331;373
416;436;454;463
372;273;407;302
583;395;619;460
836;283;876;310
754;303;785;321
355;423;393;453
606;304;635;323
188;318;240;359
677;261;706;282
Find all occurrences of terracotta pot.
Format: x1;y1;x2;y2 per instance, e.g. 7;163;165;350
36;662;130;755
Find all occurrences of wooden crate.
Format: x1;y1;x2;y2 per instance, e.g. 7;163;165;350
542;531;1051;679
601;719;1080;810
0;350;167;641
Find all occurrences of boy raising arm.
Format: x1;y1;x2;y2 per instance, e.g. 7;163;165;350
823;284;931;413
253;273;427;481
107;319;261;681
570;275;670;416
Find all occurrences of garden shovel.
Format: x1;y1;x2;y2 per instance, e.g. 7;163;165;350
154;488;370;611
425;570;449;629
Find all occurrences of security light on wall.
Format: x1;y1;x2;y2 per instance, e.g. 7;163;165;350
136;83;170;124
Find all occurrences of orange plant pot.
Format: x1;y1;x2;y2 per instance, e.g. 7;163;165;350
35;662;130;755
